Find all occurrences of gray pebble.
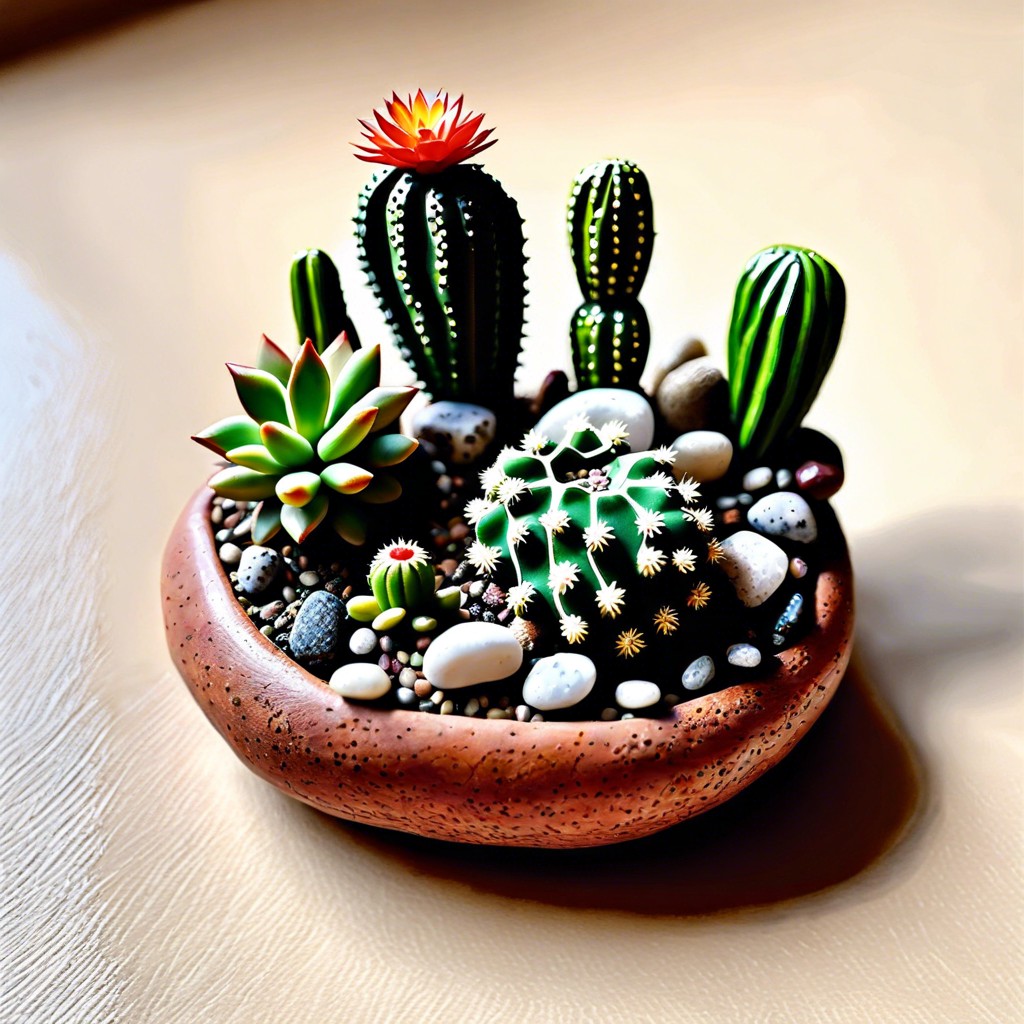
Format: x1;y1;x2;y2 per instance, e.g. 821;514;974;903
398;667;419;687
727;643;762;669
776;468;793;488
396;687;417;705
232;516;252;538
282;586;297;603
289;590;344;663
299;571;320;587
215;528;231;543
682;655;715;691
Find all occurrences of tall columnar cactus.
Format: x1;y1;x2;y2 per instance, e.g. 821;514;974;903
567;159;654;390
290;248;360;354
464;423;724;658
727;245;846;458
192;334;418;546
354;91;527;408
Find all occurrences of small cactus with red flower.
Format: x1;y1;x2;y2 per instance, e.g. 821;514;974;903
354;90;527;409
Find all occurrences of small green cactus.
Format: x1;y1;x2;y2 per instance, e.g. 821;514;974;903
464;422;724;657
727;245;846;458
368;540;437;613
193;335;418;545
567;159;654;389
290;248;360;354
354;92;527;408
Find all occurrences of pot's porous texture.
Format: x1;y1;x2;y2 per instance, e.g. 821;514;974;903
163;487;853;848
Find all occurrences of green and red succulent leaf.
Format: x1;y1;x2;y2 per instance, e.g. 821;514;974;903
287;340;331;440
256;334;294;385
191;415;262;457
227;364;290;425
260;421;315;467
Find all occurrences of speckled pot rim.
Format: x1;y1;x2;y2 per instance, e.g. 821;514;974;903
163;485;855;848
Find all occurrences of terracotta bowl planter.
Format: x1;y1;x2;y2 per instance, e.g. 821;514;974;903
162;485;854;849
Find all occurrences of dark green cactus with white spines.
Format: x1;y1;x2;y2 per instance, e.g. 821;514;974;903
567;159;654;389
464;423;724;656
290;248;360;354
727;245;846;458
355;165;527;407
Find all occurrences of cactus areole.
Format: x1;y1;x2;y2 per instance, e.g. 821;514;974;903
169;88;855;848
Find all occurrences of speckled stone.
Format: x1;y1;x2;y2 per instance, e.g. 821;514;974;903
289;590;344;663
681;655;715;691
748;491;818;544
727;643;762;669
412;401;497;465
535;388;655;451
422;622;523;689
522;653;597;711
329;662;391;700
614;680;661;710
719;531;789;607
236;545;280;596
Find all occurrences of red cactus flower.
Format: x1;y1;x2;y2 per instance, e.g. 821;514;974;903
354;90;496;173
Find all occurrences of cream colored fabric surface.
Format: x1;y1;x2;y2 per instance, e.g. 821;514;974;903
1;1;1021;1020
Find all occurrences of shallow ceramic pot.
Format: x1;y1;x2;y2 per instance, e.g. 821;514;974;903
163;486;854;849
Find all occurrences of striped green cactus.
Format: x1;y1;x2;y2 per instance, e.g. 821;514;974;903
727;245;846;458
355;165;527;407
570;300;650;390
567;159;655;390
290;249;360;354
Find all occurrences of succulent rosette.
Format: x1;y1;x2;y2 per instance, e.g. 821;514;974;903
193;334;418;545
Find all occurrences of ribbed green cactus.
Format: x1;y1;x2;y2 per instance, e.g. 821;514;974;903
727;245;846;458
193;335;418;545
356;165;527;407
464;422;723;657
290;248;360;354
368;539;436;612
567;159;654;389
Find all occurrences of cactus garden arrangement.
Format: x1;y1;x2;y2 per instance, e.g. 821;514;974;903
185;88;849;726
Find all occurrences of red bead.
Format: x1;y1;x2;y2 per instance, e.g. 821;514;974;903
795;460;844;499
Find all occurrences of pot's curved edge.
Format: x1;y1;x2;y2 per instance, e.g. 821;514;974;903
162;485;854;849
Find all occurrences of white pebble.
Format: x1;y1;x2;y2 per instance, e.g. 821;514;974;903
669;430;733;482
776;468;793;488
719;531;788;607
614;680;662;710
727;643;762;669
742;466;774;491
328;663;391;700
218;542;242;565
422;622;524;689
348;628;378;656
522;652;597;711
535;388;655;452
